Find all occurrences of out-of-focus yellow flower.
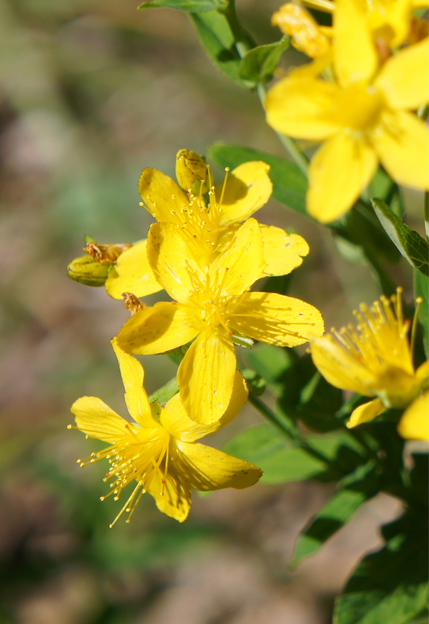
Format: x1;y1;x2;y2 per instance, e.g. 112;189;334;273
310;289;429;428
117;219;324;424
398;391;429;441
301;0;428;48
266;22;429;222
272;4;331;58
69;339;261;524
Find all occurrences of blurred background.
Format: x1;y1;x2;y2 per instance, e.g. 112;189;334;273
0;0;418;622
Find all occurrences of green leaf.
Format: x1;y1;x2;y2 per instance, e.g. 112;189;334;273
139;0;226;10
148;377;179;404
244;344;298;396
334;508;429;624
291;462;379;568
372;198;429;276
222;424;327;484
414;271;429;357
188;6;255;89
239;37;290;83
208;143;308;216
297;371;343;432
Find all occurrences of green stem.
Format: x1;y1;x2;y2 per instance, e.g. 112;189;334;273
248;393;296;440
424;191;429;240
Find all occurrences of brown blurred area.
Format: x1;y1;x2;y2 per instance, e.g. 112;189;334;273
0;0;406;622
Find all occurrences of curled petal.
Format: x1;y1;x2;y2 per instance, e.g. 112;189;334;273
139;168;189;222
178;330;236;424
176;441;262;491
307;131;378;222
346;398;386;428
397;392;429;441
105;240;162;300
146;468;192;523
217;161;272;225
161;370;248;442
259;225;309;276
372;110;429;190
71;397;128;444
230;292;324;347
117;302;199;355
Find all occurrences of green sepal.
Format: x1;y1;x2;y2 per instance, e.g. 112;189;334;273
138;0;226;11
238;36;290;84
372;198;429;276
67;254;109;287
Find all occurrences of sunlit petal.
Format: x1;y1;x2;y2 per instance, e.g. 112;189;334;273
307;131;378;222
178;330;236;424
372;110;429;190
346;398;386;428
117;302;199;355
398;392;429;441
230;292;324;347
139;167;189;222
105;240;162;299
176;441;262;491
146;468;192;523
71;397;128;444
259;225;309;276
217;161;272;225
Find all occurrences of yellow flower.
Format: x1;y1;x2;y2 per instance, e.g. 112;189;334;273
397;391;429;441
266;10;429;222
117;219;324;424
310;289;429;428
69;339;261;524
272;4;331;58
300;0;428;48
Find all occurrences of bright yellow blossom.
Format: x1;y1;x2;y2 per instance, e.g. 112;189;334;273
106;157;309;299
310;289;429;428
117;219;324;424
301;0;428;48
266;4;429;223
69;339;261;524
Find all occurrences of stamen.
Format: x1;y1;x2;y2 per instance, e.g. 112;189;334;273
218;167;230;208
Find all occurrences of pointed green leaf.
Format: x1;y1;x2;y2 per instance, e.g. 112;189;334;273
208;143;308;216
139;0;226;10
291;462;379;568
334;508;429;624
372;198;429;276
239;37;290;83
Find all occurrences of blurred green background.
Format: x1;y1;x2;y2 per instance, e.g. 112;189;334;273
0;0;415;622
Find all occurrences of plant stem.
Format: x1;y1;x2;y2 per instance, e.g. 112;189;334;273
248;393;296;440
424;191;429;240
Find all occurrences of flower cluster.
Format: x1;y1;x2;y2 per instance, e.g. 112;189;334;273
68;150;324;522
266;0;429;223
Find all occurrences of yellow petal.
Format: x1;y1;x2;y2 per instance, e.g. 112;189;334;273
117;302;199;355
71;396;128;443
208;219;266;296
372;110;429;190
265;76;340;140
176;441;262;491
147;222;205;302
178;329;236;424
217;161;272;225
105;240;162;300
230;292;324;347
375;38;429;110
307;131;378;222
259;225;309;277
310;334;376;395
161;370;248;442
416;360;429;385
397;392;429;441
346;398;386;428
334;0;378;86
145;468;192;522
110;338;154;427
138;168;189;222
